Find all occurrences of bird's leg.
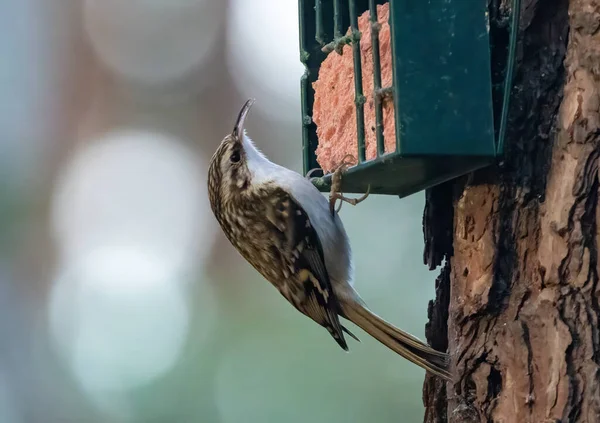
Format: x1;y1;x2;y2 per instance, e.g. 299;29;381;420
328;155;371;215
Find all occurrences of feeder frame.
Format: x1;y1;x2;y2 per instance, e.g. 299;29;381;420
299;0;521;196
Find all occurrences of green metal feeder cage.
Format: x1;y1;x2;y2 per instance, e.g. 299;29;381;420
299;0;520;196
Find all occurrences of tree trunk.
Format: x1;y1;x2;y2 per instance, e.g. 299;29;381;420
422;0;600;421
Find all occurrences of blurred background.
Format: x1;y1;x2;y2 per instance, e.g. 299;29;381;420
0;0;438;421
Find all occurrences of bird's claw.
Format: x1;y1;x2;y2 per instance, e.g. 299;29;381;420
330;186;371;215
328;154;371;216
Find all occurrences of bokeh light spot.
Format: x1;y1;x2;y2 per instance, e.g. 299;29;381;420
48;246;190;394
84;0;224;85
50;129;214;274
226;0;304;123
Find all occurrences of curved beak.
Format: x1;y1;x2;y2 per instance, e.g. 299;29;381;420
232;98;255;139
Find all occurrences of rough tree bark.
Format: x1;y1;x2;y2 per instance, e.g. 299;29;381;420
422;0;600;422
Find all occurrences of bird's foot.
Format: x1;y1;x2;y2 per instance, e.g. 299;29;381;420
328;154;371;215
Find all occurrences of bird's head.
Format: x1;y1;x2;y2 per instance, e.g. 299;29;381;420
207;98;270;212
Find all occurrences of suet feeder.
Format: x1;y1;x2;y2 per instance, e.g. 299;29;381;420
299;0;520;196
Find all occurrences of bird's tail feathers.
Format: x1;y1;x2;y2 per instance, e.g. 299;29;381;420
341;300;452;381
342;325;361;343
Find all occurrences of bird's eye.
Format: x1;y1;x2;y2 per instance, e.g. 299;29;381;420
230;150;241;163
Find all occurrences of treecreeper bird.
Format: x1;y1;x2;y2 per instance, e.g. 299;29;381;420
207;99;452;381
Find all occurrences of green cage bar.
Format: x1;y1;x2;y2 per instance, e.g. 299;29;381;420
315;0;325;45
348;0;367;163
333;0;343;40
299;0;315;176
368;0;386;157
388;0;401;156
